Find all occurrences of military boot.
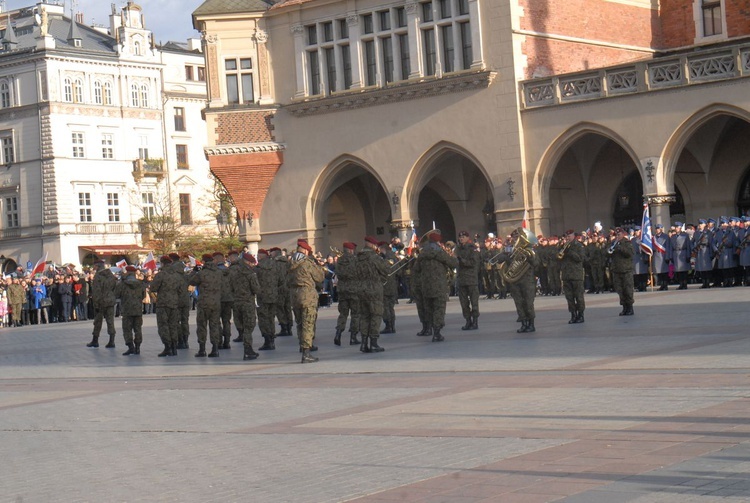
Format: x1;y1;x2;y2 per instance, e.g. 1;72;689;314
158;344;171;357
576;311;585;323
104;335;116;349
122;343;135;356
334;328;342;346
359;336;370;353
194;343;207;357
619;306;628;316
276;324;290;337
301;348;318;363
461;317;472;331
380;321;391;334
625;305;635;316
432;329;444;342
176;339;187;350
369;339;384;352
207;344;220;357
182;337;189;349
390;321;396;333
134;343;141;355
526;320;536;332
86;335;99;348
517;320;528;333
170;342;177;356
416;324;431;336
221;335;231;350
349;332;360;345
258;335;275;350
243;346;259;361
470;317;478;330
568;311;577;324
232;334;243;343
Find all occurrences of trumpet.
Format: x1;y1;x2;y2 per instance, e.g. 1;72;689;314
607;239;621;255
329;246;343;257
557;240;572;260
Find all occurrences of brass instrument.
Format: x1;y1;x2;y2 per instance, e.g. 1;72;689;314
329;246;343;257
557;239;572;260
499;227;538;284
607;239;621;255
487;251;504;266
386;256;415;277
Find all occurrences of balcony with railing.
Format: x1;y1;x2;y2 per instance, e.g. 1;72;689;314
521;43;750;109
132;158;166;182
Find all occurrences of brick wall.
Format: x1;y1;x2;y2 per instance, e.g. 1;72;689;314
523;38;649;79
725;0;750;37
216;111;275;145
209;151;283;218
659;0;695;49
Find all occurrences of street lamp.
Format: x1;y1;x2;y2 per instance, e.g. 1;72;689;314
216;213;229;237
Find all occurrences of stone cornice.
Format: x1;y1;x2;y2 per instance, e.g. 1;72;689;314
646;194;677;205
284;70;496;117
204;143;286;156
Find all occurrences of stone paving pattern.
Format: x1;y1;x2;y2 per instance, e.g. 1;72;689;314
1;286;748;502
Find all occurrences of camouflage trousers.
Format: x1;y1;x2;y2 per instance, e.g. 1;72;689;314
359;297;383;340
508;278;536;321
196;303;222;346
92;305;116;337
233;301;257;348
562;279;585;313
220;301;233;340
382;295;396;326
590;263;605;291
423;295;447;330
612;272;634;307
458;284;479;319
121;315;143;346
336;294;359;333
156;306;179;346
277;292;293;327
412;290;425;324
176;302;190;343
292;303;318;349
257;302;276;337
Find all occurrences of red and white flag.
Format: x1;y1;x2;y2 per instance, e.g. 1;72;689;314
31;252;48;277
188;255;197;267
142;251;157;271
115;259;128;270
521;208;529;229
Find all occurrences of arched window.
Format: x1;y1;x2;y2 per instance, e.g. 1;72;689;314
130;83;139;107
140;84;149;108
134;41;142;56
73;78;83;103
64;78;73;102
0;81;10;108
103;81;113;105
93;81;102;104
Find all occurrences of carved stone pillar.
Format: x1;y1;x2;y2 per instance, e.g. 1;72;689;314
646;194;676;228
201;32;222;107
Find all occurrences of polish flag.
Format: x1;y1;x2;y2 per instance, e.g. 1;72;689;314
142;251;157;271
31;252;48;277
188;255;197;267
521;208;529;229
115;259;128;270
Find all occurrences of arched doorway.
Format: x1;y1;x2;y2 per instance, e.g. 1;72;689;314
737;165;750;217
612;172;685;227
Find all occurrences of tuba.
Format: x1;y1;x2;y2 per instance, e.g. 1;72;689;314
557;240;572;260
500;227;538;284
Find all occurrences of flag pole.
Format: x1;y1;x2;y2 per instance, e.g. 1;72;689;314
649;254;654;292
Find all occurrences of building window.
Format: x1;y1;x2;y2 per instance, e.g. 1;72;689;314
702;0;722;36
94;81;103;104
458;0;469;16
107;192;120;222
423;29;436;76
101;134;113;159
0;81;11;108
185;65;194;81
363;14;373;34
134;41;142;56
307;25;317;45
103;82;113;105
379;11;391;31
174;107;186;131
141;192;155;219
323;21;334;42
381;37;394;84
4;196;18;228
140;85;149;108
176;144;188;168
422;2;434;22
397;7;407;27
78;192;92;222
73;78;83;103
64;78;73;102
197;66;206;82
339;19;349;39
1;131;14;165
130;84;139;107
342;44;352;89
225;58;254;105
308;51;320;95
179;193;192;224
364;40;377;86
324;47;336;93
72;132;85;158
399;34;411;80
39;70;48;101
459;22;472;70
138;135;149;160
441;25;454;73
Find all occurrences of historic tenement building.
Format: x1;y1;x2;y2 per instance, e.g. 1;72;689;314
0;1;214;272
192;0;750;249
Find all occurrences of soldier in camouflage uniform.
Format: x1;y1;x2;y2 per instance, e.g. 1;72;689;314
214;251;234;349
586;235;606;294
115;265;146;355
230;252;262;360
410;248;429;336
169;253;191;349
271;247;293;337
149;255;182;357
379;241;399;335
609;227;635;315
255;249;282;351
546;235;562;295
456;230;480;330
334;242;361;346
558;230;586;323
354;236;389;352
288;240;325;363
496;228;539;333
87;260;117;349
189;253;224;357
413;231;458;341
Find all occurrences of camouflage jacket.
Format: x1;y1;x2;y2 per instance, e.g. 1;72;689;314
559;240;586;281
356;248;389;302
229;260;261;304
610;238;635;274
217;263;233;303
586;242;604;265
274;255;290;295
189;261;223;308
149;267;182;308
335;252;358;297
256;256;282;304
414;245;458;298
115;272;145;317
381;249;399;298
171;261;191;307
455;242;480;286
7;283;25;305
92;268;117;308
288;255;324;308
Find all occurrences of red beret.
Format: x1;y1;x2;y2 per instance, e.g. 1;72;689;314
212;251;224;258
429;232;442;242
297;240;312;253
228;249;240;256
160;255;173;264
364;236;378;246
125;265;137;272
565;229;575;236
343;242;357;250
257;248;268;256
168;253;180;261
241;252;256;264
201;253;214;262
268;247;281;253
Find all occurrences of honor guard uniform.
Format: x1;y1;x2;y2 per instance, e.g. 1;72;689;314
739;217;750;285
87;260;118;349
149;255;182;357
456;230;480;330
652;224;672;290
288;240;325;363
609;228;635;315
379;241;399;334
558;230;586;323
713;217;738;287
256;249;283;351
189;254;224;357
169;253;191;349
692;219;713;288
231;252;262;360
115;265;145;356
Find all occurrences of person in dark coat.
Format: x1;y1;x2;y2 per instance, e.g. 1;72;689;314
57;276;74;322
652;224;672;290
87;261;117;348
670;222;693;290
609;227;635;315
115;266;146;355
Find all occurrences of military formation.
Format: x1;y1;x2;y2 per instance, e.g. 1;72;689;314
79;214;750;363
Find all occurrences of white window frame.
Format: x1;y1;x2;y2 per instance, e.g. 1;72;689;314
107;192;121;222
141;191;155;219
78;192;92;222
130;83;140;107
0;130;14;166
4;195;19;228
224;58;255;105
0;79;12;108
72;132;85;158
101;133;114;159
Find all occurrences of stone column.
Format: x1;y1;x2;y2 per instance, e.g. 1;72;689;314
646;195;676;228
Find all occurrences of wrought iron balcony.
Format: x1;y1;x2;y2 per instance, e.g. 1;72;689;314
132;158;165;182
521;42;750;109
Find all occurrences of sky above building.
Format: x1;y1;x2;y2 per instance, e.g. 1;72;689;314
6;0;206;43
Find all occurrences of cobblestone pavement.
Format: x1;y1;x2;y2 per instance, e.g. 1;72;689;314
1;286;749;502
